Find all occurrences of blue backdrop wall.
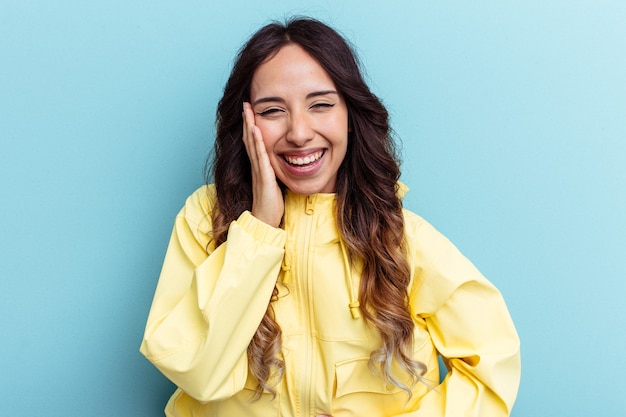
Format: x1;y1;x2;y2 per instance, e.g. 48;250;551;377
1;1;624;416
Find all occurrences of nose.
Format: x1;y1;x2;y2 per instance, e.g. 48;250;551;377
286;110;314;146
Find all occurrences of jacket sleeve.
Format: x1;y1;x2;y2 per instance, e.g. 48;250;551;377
400;216;521;417
139;189;286;402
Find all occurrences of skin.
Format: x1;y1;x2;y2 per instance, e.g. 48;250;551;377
242;44;344;417
242;43;349;228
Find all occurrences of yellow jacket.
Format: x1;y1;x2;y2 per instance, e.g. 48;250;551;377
140;185;520;416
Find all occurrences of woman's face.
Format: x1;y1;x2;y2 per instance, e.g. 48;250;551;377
249;43;349;195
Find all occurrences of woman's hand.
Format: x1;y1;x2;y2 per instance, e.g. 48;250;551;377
242;102;284;227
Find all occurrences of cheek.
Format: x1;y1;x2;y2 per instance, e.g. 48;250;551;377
256;123;282;150
325;120;349;150
336;141;348;166
321;112;349;137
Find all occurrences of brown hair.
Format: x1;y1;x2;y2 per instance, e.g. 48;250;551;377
208;17;426;398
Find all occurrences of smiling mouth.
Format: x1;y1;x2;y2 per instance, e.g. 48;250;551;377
283;150;324;166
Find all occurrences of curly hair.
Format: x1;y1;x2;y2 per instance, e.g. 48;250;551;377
207;17;426;398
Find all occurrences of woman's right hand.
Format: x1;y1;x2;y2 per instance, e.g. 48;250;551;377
242;102;284;227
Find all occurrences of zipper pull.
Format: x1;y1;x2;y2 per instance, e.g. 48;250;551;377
305;195;315;215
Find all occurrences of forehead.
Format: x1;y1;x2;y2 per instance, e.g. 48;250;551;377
250;44;337;98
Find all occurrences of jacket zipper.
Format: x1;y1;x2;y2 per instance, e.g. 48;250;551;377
300;195;315;416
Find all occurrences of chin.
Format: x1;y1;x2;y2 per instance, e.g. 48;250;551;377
284;181;332;196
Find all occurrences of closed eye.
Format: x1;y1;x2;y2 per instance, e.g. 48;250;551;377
311;103;335;111
256;108;284;117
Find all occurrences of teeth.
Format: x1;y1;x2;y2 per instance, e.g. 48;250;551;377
285;151;323;166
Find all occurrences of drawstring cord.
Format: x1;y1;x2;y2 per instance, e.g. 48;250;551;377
281;192;360;319
281;256;291;285
340;239;361;319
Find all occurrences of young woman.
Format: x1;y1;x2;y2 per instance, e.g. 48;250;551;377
140;18;521;417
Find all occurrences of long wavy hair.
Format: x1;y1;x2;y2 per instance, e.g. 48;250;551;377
208;17;426;398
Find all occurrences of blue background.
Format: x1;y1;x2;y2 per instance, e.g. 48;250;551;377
1;1;624;415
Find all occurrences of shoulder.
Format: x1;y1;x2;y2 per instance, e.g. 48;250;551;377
177;184;217;238
401;206;472;273
182;184;216;216
397;182;452;250
401;208;447;250
401;207;494;314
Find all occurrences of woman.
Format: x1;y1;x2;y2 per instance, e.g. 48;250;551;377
140;17;521;417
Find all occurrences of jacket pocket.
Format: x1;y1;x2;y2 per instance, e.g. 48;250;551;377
333;330;438;416
236;371;280;415
333;357;408;416
335;357;401;397
193;372;279;417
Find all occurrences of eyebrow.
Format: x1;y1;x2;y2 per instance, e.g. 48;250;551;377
252;90;339;106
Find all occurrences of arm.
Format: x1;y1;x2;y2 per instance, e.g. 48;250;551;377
140;191;286;402
401;216;521;416
142;103;285;402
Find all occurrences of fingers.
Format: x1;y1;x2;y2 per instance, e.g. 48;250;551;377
242;102;284;227
243;102;273;182
242;102;259;174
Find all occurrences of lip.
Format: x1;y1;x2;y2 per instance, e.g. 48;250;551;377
279;149;326;175
283;149;324;165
